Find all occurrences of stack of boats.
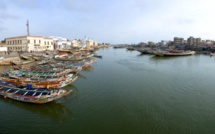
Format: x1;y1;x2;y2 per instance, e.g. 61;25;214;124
0;50;97;104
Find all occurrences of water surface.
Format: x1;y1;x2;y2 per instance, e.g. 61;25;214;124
1;48;215;134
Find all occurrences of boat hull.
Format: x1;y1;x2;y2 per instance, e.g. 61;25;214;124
0;81;73;104
154;50;195;56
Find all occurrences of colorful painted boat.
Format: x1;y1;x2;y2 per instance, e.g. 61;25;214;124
0;80;73;104
1;73;78;89
7;68;73;78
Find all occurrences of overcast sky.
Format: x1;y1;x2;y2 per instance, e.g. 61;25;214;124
1;0;215;44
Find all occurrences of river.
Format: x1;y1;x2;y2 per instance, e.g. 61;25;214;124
1;47;215;134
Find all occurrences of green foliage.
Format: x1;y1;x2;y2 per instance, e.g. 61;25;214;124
1;39;6;43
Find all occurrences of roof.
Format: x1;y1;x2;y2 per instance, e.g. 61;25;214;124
5;35;46;39
0;43;6;45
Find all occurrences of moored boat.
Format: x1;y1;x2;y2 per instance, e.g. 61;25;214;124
210;53;215;56
0;80;73;104
154;50;195;56
1;72;78;89
11;59;35;65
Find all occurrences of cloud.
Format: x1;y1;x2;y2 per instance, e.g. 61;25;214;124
6;0;50;9
0;12;20;20
1;0;215;43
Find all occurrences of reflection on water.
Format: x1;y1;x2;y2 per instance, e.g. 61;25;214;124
0;97;73;121
64;84;79;98
77;73;87;80
82;65;94;72
0;84;79;121
2;48;215;134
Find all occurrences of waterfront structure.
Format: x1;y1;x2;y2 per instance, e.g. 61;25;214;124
5;36;54;52
72;37;98;50
50;36;72;50
71;39;80;47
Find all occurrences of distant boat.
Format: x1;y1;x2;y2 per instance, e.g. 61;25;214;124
154;50;195;56
127;47;135;51
210;53;215;56
137;48;154;54
93;54;102;58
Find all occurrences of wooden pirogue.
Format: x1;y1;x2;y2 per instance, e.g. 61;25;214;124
1;73;78;89
0;80;73;104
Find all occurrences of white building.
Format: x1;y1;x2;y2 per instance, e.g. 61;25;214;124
5;36;54;52
73;37;98;50
0;43;7;52
50;36;72;50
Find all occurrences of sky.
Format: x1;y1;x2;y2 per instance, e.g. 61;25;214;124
1;0;215;44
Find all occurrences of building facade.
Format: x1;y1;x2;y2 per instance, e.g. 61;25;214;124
187;36;202;46
50;36;72;50
173;37;184;45
5;36;54;52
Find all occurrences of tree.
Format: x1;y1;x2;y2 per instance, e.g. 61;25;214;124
1;39;6;43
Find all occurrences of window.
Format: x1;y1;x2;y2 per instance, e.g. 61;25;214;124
48;42;49;45
34;40;36;44
28;40;30;43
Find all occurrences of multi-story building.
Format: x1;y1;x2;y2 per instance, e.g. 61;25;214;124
202;40;213;46
173;37;184;45
50;36;72;50
187;36;201;45
73;37;98;50
5;36;54;52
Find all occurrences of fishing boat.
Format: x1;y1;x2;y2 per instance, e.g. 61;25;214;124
93;54;102;58
210;53;215;56
55;56;83;61
1;73;78;89
0;57;19;66
154;50;195;56
11;59;35;65
0;61;12;66
20;55;32;60
7;69;73;79
137;48;154;54
0;80;73;104
127;47;135;51
37;58;51;65
32;56;44;61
